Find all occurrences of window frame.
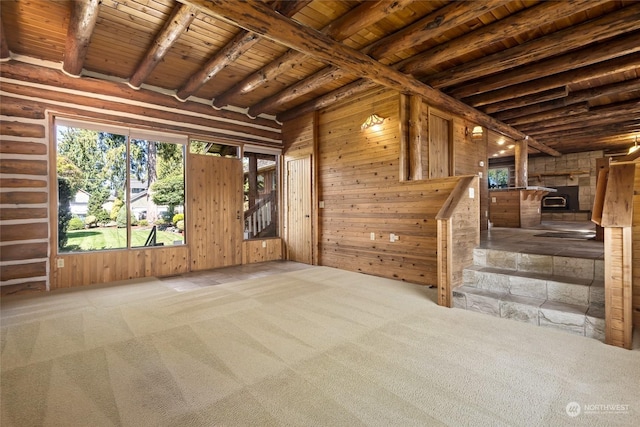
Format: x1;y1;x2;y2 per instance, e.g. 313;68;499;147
53;117;188;254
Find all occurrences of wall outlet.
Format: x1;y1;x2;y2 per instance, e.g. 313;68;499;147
370;232;375;241
57;258;64;268
492;197;497;203
319;201;325;208
478;171;483;178
262;240;267;248
468;187;475;198
390;233;400;242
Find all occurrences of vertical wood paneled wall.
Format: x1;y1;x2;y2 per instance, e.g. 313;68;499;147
282;87;486;286
633;162;640;327
1;61;282;293
0;99;50;295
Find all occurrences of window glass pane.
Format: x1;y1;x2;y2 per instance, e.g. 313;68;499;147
56;125;127;252
489;167;509;188
190;140;239;157
243;152;278;239
130;139;186;247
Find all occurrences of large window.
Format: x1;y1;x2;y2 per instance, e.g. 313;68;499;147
488;167;509;188
243;148;279;239
56;119;187;252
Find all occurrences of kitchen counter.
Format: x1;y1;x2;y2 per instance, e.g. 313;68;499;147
489;187;555;228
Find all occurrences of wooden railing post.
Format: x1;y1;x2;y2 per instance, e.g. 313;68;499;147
592;162;636;349
435;175;479;307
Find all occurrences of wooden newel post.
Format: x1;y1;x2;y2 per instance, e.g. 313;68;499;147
514;138;528;187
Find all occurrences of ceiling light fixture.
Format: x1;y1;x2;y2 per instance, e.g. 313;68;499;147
361;113;385;130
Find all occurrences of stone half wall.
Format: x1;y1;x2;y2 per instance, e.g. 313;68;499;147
527;150;603;221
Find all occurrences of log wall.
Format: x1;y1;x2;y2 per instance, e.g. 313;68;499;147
0;98;49;295
0;60;282;293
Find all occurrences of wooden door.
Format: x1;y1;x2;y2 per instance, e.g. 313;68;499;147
187;153;243;270
286;156;313;264
429;113;452;178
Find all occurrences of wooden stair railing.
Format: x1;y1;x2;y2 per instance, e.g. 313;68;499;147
435;175;480;307
244;190;277;239
592;160;637;349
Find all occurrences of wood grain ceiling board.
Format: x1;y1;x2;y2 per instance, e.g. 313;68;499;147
1;0;637;155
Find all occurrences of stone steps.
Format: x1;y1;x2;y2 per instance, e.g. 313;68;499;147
453;248;605;341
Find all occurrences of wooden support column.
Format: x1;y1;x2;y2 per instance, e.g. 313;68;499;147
248;153;258;209
409;94;423;181
514;138;528;187
594;157;611;242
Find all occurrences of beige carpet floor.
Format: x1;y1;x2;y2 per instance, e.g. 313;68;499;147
1;266;639;426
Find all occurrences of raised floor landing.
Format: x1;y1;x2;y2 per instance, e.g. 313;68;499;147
480;221;604;260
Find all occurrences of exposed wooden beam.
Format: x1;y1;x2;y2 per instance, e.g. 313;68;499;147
505;103;591;127
175;1;309;101
400;0;599;76
62;0;101;76
450;33;640;100
212;0;413;109
494;78;640;121
364;0;510;60
465;53;640;107
186;0;561;157
128;4;197;89
482;87;569;115
531;120;639;140
247;0;505;118
426;5;640;90
273;0;595;123
0;16;10;60
277;79;379;122
519;101;640;135
247;66;348;118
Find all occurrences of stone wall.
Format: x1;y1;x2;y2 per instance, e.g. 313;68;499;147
528;150;603;221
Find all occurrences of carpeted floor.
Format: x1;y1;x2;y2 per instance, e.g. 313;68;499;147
2;265;638;426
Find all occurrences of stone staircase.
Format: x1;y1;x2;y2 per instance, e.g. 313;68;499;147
453;248;605;342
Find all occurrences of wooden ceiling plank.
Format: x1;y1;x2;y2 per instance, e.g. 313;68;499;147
272;0;598;122
494;78;640;121
128;4;197;89
247;66;348;118
175;0;310;101
400;0;599;76
187;0;561;157
277;78;379;122
364;0;511;60
483;87;569;115
247;0;506;117
62;0;101;76
466;53;640;107
427;4;640;90
451;32;640;100
506;103;591;127
519;101;640;134
211;0;413;109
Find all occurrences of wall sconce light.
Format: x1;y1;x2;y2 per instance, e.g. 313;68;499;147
470;125;483;138
629;135;639;154
361;113;385;130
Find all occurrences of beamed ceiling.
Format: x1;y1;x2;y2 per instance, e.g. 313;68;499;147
1;0;639;157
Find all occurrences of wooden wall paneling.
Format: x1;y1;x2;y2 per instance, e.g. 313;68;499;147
242;238;283;264
53;247;190;288
398;93;409;181
317;88;470;285
489;190;521;227
633;162;640;327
